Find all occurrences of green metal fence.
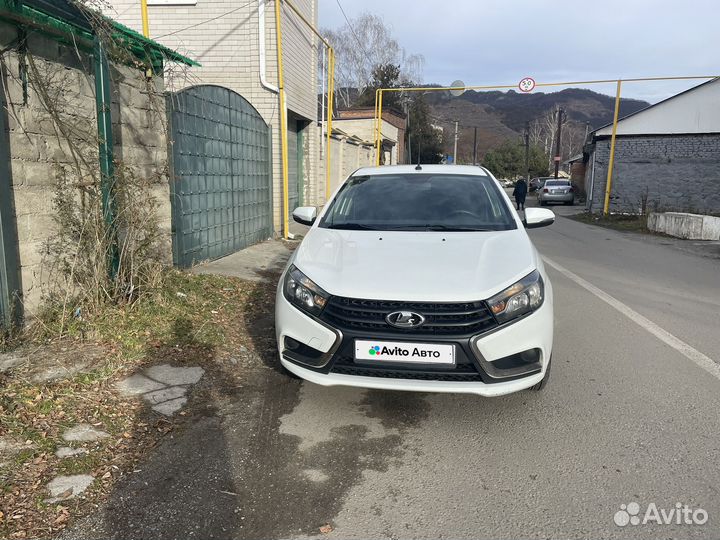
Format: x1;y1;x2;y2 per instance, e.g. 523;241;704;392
168;85;272;268
0;93;21;329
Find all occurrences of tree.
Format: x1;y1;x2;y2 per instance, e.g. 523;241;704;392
322;13;424;109
481;141;548;178
407;96;444;164
528;107;587;171
350;64;440;164
527;145;550;177
354;63;402;109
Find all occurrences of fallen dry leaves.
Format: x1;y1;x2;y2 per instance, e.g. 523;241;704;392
1;270;280;539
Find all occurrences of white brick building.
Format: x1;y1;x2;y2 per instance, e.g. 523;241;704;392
105;0;321;234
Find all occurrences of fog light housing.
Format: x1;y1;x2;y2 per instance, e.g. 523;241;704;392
475;348;543;380
283;336;327;367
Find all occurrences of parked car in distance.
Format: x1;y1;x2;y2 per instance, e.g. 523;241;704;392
276;165;555;397
537;179;575;206
529;177;545;192
498;178;514;188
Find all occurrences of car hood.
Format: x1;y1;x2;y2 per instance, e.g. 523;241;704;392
291;228;538;302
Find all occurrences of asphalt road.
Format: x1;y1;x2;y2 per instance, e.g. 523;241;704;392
67;201;720;540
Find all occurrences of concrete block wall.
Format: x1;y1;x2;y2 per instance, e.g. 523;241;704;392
336;109;406;164
648;212;720;240
316;126;375;195
332;117;402;166
105;0;320;233
587;134;720;214
110;64;173;262
0;22;171;311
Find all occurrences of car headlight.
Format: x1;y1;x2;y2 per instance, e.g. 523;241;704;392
283;265;329;316
486;270;544;324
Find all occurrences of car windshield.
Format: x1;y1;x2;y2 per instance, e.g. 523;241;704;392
319;173;517;231
545;180;570;187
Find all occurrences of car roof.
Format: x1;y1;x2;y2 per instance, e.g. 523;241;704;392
352;165;491;177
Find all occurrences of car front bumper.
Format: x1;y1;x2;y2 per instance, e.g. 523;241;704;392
275;282;554;397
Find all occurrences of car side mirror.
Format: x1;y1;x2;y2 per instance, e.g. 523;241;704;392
523;207;555;229
292;206;317;226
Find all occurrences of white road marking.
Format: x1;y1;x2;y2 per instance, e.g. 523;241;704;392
543;256;720;381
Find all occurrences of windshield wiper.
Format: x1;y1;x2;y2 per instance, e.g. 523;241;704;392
326;223;378;230
387;225;494;232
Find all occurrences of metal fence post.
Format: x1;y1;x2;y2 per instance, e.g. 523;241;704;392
93;36;118;279
0;92;22;329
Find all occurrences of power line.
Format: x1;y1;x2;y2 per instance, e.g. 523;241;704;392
153;0;256;40
334;0;375;68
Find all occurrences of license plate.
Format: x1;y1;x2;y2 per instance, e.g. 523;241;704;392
355;340;455;364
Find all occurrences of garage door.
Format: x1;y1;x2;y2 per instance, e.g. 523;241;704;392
168;85;272;267
287;119;303;211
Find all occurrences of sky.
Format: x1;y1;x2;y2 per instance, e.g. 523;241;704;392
318;0;719;103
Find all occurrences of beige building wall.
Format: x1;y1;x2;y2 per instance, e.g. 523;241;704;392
105;0;320;234
317;127;375;195
331;118;400;165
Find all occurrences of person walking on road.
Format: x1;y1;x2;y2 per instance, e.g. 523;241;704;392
512;178;527;211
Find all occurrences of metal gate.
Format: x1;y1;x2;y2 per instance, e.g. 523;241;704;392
168;85;272;268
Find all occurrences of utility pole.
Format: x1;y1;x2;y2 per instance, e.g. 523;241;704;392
524;121;530;182
553;107;564;179
453;121;459;164
403;98;412;164
472;126;478;166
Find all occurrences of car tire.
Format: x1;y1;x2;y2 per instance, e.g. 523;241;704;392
529;357;551;391
539;200;546;206
565;199;574;206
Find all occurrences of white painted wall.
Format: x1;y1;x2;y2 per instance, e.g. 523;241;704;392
331;118;400;165
317;127;375;194
596;79;720;136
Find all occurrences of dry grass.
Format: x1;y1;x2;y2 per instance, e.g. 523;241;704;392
569;212;649;233
0;269;278;538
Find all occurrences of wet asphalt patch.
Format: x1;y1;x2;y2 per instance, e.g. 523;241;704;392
63;363;432;539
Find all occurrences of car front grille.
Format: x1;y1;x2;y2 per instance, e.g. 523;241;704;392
330;355;483;382
321;296;497;336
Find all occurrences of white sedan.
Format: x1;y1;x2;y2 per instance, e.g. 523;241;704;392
537;179;575;205
275;165;555;397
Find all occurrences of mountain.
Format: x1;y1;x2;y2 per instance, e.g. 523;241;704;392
448;88;649;131
323;86;651;164
424;88;650;161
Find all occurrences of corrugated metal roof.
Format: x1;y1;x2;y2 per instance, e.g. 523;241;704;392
0;0;198;67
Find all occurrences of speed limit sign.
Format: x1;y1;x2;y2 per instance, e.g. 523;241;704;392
519;77;536;93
